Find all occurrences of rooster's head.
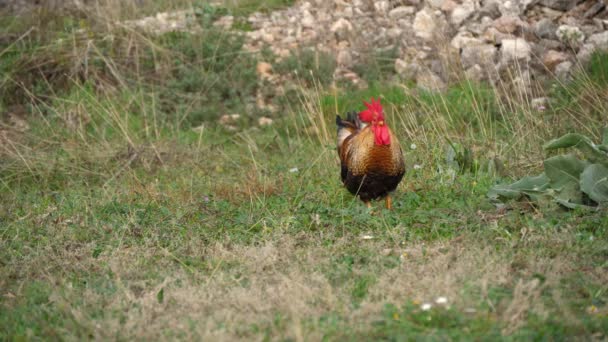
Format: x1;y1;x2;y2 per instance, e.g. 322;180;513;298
359;97;390;145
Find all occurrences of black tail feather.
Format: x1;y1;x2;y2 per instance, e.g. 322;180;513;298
345;111;358;124
336;114;343;127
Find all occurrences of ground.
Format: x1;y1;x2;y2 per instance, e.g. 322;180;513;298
1;0;607;340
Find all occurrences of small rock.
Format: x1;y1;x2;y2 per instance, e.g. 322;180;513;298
258;116;274;126
301;10;315;28
461;43;497;69
256;62;273;81
587;31;608;50
556;25;585;47
331;18;353;39
441;0;458;13
482;27;510;44
395;59;422;79
219;114;241;125
427;0;446;9
395;58;409;75
576;43;596;65
499;0;523;16
500;38;532;63
493;15;526;34
213;15;234;29
554;61;573;80
374;1;389;15
539;0;581;11
512;70;532;93
413;8;438;40
465;64;486;82
451;31;483;49
334;68;367;88
479;0;501;18
387;28;403;39
534;18;557;39
389;6;416;20
416;70;446;92
451;1;476;26
538;38;563;50
542;50;569;71
584;2;606;18
337;49;353;67
262;32;274;43
539;6;565;19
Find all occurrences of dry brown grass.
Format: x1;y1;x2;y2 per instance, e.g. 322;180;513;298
7;227;595;340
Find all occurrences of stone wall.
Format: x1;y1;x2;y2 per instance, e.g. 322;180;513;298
238;0;608;91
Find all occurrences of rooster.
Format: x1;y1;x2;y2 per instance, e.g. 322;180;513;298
336;98;405;209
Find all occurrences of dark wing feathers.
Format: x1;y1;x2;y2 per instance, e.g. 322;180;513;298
336;111;359;131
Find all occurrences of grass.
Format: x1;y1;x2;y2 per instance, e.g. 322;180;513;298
1;1;608;340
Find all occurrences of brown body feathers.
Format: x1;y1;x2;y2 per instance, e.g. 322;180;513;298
336;112;405;203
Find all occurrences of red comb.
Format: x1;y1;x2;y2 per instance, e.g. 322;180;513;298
359;97;384;122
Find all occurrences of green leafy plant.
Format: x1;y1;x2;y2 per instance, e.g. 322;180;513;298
488;128;608;209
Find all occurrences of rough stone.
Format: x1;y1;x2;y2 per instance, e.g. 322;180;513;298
451;1;476;26
534;18;557;39
330;18;353;39
493;15;527;34
111;0;608;100
451;31;483;49
426;0;446;9
499;0;523;16
461;44;497;68
258;116;274;126
584;2;606;18
416;70;446;92
483;27;511;44
539;0;582;11
500;38;532;63
554;61;573;80
374;1;389;15
301;10;315;28
465;64;486;82
213;15;234;30
542;50;569;71
587;31;608;50
479;0;501;18
256;62;274;81
512;70;532;94
387;28;404;39
538;38;564;50
337;49;353;67
389;6;416;20
413;8;438;40
395;59;421;79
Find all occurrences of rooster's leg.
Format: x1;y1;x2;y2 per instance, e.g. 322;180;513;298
364;201;372;209
385;195;392;210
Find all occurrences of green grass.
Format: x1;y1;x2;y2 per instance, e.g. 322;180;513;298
1;1;608;340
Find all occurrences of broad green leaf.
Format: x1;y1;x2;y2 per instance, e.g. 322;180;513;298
543;154;588;190
553;181;583;206
488;174;549;200
554;198;598;211
580;164;608;204
544;133;608;166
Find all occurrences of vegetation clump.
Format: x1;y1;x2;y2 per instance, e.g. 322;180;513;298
489;129;608;210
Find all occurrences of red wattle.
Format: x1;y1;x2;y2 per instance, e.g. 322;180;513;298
373;125;391;145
